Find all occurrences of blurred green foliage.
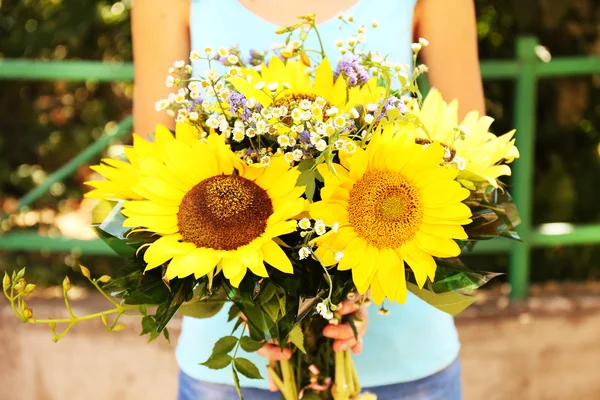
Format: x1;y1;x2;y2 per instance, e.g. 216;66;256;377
0;0;599;285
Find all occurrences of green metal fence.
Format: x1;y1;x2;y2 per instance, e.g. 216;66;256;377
1;36;599;301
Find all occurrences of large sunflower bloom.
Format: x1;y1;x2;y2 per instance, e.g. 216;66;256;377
410;89;519;187
228;56;383;111
310;125;472;304
86;124;305;287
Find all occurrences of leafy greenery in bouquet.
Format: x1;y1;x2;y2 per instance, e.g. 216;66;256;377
3;14;520;400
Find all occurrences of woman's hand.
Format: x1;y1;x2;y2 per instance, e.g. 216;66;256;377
323;299;368;354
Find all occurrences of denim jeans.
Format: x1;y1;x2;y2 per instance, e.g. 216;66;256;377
177;357;462;400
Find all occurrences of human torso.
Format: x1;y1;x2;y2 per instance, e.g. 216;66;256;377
177;0;460;389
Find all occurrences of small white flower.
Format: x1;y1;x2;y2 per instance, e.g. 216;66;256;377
334;251;344;262
173;60;185;68
411;43;422;52
190;51;201;61
419;37;430;47
154;99;169;111
190;90;201;100
299;99;313;110
372;19;379;28
316;302;327;314
256;120;267;133
333;115;346;129
229;66;241;76
260;107;272;119
356;33;366;43
206;117;219;129
335;39;343;47
188;81;199;91
219;119;229;132
343;141;357;154
328;318;339;325
334;139;346;150
314;220;327;236
266;82;279;91
185;65;193;74
454;156;466;171
325;106;339;116
298;218;311;230
346;14;354;22
246;98;257;109
245;127;256;138
253;81;266;90
346;37;357;47
277;135;291;148
260;155;271;165
206;69;219;81
291;108;303;122
364;114;374;124
232;129;245;142
332;222;340;233
204;46;213;54
227;54;239;64
315;139;328;152
176;113;186;123
218;47;229;58
322;311;334;320
201;99;211;109
165;75;175;87
174;93;186;104
292;149;304;162
188;111;200;121
284;152;294;163
283;82;291;89
298;247;311;260
350;108;360;119
366;103;379;112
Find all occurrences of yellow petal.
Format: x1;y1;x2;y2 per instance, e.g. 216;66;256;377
337;237;366;271
222;255;243;280
261;240;293;273
122;201;178;216
402;240;436;287
415;231;461;258
370;272;386;305
175;122;200;145
309;201;349;225
378;248;402;300
420;224;468;240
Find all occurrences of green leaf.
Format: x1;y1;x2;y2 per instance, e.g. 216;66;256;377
179;300;225;319
140;315;160;343
296;169;316;202
231;317;244;335
407;282;476;316
209;335;238;357
138;304;148;316
289;326;306;354
201;354;233;370
228;304;241;322
234;357;263;379
239;336;264;352
163;328;171;344
232;366;244;400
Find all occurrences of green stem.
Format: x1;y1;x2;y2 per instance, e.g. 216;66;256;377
30;305;138;325
311;25;327;60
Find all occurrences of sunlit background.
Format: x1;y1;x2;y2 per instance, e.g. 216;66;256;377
0;0;599;399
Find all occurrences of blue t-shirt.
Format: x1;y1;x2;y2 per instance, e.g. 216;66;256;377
177;0;460;389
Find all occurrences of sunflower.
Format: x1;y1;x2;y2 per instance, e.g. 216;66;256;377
228;56;384;112
408;89;519;188
86;124;305;287
310;125;472;304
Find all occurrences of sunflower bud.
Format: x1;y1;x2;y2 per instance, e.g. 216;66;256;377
79;265;91;279
62;276;71;292
300;52;311;67
23;284;36;296
275;27;289;35
299;31;308;41
280;49;294;59
23;307;33;320
2;272;10;290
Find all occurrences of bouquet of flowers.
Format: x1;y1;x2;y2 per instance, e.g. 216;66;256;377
3;14;520;400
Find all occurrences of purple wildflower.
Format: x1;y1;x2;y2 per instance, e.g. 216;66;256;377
335;56;369;87
227;92;262;122
298;130;312;146
375;95;408;123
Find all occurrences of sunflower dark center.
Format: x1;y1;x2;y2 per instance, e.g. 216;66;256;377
177;175;273;251
348;170;423;249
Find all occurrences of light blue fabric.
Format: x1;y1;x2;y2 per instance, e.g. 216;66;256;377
177;0;461;390
178;358;462;400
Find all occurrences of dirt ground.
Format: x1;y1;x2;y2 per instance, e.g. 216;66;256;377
2;282;600;400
